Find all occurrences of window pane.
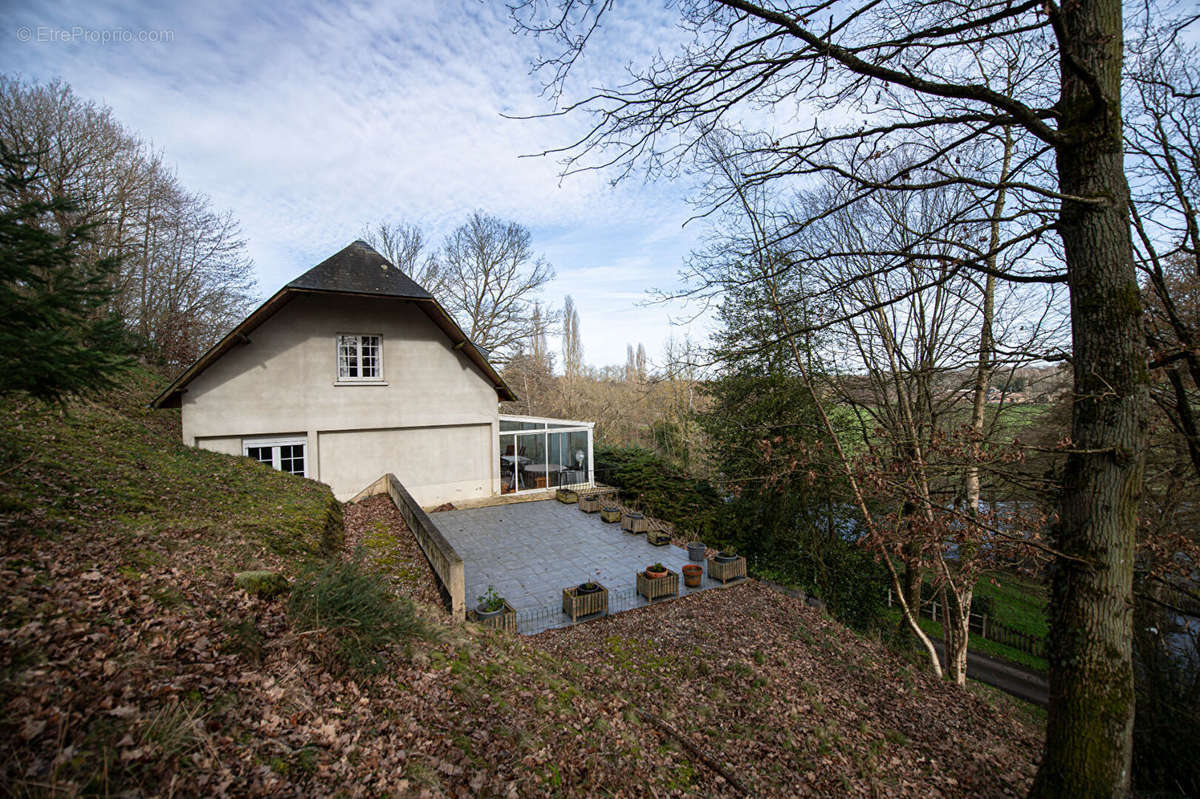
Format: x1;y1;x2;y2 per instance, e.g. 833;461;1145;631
279;444;305;475
338;336;357;379
246;446;272;465
360;336;380;378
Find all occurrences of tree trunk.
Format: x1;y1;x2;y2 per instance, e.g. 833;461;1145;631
897;542;922;640
946;126;1011;688
1031;1;1148;794
944;584;972;686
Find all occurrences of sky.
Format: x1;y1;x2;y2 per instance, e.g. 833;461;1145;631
1;0;712;369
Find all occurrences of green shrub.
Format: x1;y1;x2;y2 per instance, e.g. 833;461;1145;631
594;444;726;537
288;552;427;672
751;539;890;632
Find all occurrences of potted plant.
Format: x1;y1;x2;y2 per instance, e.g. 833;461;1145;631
621;510;648;534
647;527;672;546
636;563;678;601
687;542;706;561
682;563;703;588
707;551;747;584
562;575;608;622
475;585;506;620
578;493;602;513
600;505;622;523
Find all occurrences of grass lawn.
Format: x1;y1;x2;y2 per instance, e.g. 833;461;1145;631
889;569;1050;673
887;609;1049;673
976;571;1049;640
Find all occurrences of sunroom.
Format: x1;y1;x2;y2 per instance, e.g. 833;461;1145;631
498;415;595;494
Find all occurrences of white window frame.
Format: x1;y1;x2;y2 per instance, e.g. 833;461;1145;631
243;436;308;478
335;333;384;383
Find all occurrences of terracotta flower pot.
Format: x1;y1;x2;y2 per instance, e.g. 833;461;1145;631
682;564;702;588
645;567;667;579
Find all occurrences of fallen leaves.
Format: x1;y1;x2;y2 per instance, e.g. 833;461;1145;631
1;382;1042;797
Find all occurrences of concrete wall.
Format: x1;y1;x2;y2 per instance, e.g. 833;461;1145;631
356;473;466;618
182;294;500;504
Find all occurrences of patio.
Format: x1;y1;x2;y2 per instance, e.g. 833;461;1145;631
433;498;729;633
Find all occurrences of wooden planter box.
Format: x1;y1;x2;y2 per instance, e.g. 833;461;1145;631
470;599;516;632
600;506;622;523
556;488;579;504
578;494;602;513
636;569;679;601
621;512;649;534
707;556;747;585
562;583;608;622
647;528;671;546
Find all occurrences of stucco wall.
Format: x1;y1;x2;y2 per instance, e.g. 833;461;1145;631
194;436;243;456
183;294;500;503
319;425;492;507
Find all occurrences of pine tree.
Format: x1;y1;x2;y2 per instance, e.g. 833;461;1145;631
0;144;131;401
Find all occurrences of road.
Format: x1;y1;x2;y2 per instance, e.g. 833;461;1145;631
931;640;1048;707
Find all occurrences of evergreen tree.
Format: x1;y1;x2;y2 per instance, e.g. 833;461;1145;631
0;144;131;401
700;256;888;630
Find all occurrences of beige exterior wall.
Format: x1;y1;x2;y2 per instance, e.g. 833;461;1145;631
318;425;492;507
182;294;500;503
193;436;243;456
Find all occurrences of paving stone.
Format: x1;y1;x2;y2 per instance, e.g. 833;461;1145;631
434;499;719;633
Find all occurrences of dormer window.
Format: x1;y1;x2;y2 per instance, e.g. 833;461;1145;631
336;334;382;381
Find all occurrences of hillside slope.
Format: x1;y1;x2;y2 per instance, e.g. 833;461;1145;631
0;377;1041;797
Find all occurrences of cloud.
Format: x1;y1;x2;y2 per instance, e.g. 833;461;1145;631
3;0;712;366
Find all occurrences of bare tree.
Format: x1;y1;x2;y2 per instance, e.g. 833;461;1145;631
636;343;648;382
437;210;554;363
0;76;256;367
510;0;1167;789
501;300;559;415
360;220;446;299
1128;27;1200;478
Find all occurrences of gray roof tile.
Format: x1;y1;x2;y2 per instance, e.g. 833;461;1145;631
287;240;433;299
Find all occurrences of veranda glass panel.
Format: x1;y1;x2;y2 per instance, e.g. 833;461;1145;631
545;430;590;488
500;433;519;493
567;430;589;484
519;431;551;490
546;431;570;488
499;419;545;432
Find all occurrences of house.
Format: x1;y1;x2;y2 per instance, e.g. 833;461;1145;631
152;241;594;506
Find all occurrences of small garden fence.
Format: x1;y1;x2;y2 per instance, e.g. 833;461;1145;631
513;586;656;635
887;589;1046;659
